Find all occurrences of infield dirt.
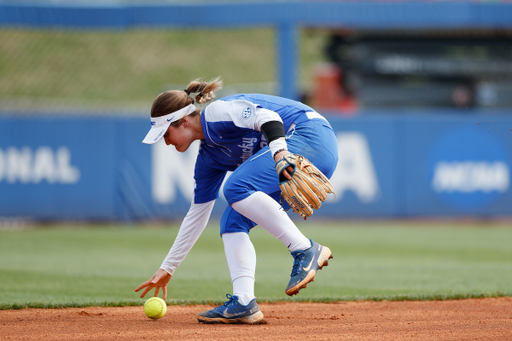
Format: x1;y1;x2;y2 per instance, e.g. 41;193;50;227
1;298;511;340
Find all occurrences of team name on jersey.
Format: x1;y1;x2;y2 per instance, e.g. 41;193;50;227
238;137;258;163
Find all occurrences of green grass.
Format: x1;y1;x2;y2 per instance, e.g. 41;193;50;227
0;221;511;310
0;28;329;110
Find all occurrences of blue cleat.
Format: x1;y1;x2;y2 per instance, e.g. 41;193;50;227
197;294;264;324
285;240;333;296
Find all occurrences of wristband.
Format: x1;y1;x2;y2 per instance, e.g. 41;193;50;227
261;121;286;144
269;137;287;158
273;148;287;159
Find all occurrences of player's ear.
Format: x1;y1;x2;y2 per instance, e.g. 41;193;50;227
182;117;189;128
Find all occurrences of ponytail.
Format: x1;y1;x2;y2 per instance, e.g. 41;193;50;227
150;77;223;121
184;77;223;104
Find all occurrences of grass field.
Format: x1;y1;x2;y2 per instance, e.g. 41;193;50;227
1;221;511;310
0;28;328;111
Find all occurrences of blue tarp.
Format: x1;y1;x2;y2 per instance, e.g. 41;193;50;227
1;111;511;221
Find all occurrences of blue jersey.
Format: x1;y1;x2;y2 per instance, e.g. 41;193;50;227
193;94;316;204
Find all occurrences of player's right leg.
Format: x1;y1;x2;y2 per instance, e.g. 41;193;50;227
197;217;263;324
197;293;263;324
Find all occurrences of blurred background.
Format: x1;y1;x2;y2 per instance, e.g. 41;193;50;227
1;0;512;224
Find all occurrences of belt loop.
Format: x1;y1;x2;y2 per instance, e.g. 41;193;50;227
287;123;296;133
306;111;327;122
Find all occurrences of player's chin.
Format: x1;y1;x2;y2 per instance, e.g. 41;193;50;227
175;145;188;153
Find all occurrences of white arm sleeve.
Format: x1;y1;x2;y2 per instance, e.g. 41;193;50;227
254;107;283;131
204;99;287;156
159;200;216;275
204;99;282;131
255;107;287;156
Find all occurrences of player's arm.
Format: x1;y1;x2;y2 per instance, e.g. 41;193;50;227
159;200;216;275
208;99;290;167
135;200;216;299
256;108;292;179
135;162;226;300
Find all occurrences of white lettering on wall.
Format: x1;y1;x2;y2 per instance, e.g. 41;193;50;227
151;132;380;205
432;161;509;193
152;140;199;203
329;132;380;203
0;146;80;184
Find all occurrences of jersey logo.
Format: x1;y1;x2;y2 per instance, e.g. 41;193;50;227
238;137;258;163
241;107;252;119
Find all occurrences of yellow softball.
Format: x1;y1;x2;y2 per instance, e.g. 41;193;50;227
143;297;167;319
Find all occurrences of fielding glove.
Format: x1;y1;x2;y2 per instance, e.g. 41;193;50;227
276;153;334;220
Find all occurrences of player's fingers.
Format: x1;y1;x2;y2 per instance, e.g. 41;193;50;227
139;285;153;298
163;286;167;300
134;280;151;292
154;287;160;298
283;168;292;180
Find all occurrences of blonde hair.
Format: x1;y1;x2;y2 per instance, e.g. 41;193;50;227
150;77;223;127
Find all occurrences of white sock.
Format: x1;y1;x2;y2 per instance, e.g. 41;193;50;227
231;191;311;252
232;277;255;306
222;232;256;306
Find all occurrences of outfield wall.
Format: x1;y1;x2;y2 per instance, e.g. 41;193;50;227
1;111;511;221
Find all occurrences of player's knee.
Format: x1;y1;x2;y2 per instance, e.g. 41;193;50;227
222;179;243;203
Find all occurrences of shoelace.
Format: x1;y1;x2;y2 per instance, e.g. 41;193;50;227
222;294;236;307
290;251;306;276
212;294;236;313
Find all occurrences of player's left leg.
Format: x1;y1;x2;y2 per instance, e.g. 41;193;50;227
223;149;312;254
222;120;337;296
229;192;333;296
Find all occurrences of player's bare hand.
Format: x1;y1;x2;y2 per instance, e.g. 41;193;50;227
274;150;293;180
135;268;172;300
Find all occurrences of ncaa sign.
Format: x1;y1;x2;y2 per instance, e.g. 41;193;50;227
429;128;510;210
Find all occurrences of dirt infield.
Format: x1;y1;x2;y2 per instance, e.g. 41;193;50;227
1;298;511;340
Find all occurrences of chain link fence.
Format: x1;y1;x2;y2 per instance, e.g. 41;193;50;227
0;27;327;115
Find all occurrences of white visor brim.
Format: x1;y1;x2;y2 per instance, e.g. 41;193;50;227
142;124;170;144
142;104;196;144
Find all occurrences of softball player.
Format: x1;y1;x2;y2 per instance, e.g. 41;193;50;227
135;78;338;324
